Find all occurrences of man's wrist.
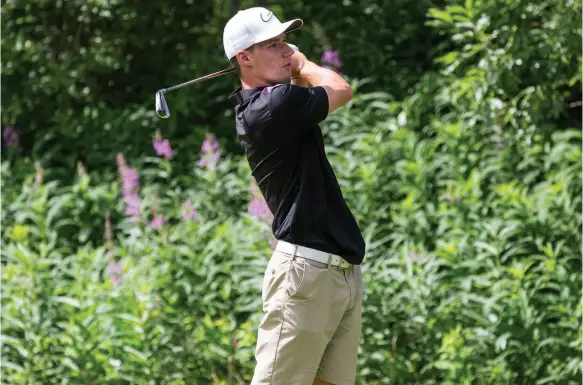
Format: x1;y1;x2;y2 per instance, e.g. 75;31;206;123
297;60;317;78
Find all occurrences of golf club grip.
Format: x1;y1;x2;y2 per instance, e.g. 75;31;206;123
163;67;236;93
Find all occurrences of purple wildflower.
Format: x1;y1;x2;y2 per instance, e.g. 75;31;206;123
248;198;273;223
321;50;342;69
199;135;221;169
124;194;140;218
124;193;141;223
181;200;199;221
108;261;124;284
120;167;139;195
202;139;218;152
152;216;166;230
116;154;141;223
411;252;420;260
3;126;19;147
202;137;220;153
454;197;461;204
153;138;174;159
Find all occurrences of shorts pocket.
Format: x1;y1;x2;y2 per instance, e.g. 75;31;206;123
262;251;292;308
284;257;306;300
285;257;330;301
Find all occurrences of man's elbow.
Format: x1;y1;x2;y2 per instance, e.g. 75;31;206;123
344;86;353;103
339;85;353;107
323;84;354;114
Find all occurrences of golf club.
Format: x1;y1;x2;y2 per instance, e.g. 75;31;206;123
155;67;236;118
155;43;299;119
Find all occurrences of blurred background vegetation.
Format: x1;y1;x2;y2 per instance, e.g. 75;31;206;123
1;0;582;384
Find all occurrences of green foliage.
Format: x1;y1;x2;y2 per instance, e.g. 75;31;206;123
2;153;269;384
1;0;439;176
1;0;581;383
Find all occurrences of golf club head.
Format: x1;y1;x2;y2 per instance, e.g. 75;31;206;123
155;91;170;118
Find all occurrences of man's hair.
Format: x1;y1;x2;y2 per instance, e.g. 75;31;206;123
229;57;241;76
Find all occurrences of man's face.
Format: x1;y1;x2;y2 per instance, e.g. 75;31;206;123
242;33;294;85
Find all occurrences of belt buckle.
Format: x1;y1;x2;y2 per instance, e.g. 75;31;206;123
331;254;350;269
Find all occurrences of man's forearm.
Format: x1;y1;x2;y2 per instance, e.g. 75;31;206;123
298;60;352;113
298;61;348;90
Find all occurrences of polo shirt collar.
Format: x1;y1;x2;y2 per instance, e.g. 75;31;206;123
228;86;269;105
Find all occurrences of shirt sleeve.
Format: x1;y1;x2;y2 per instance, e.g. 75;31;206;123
269;85;329;134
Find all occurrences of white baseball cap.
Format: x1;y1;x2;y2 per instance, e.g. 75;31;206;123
223;7;303;60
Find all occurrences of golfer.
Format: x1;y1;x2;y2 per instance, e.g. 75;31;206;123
224;7;366;385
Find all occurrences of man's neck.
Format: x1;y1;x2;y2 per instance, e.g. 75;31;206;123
240;74;287;90
241;78;270;90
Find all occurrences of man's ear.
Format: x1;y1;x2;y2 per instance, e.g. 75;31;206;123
236;50;252;68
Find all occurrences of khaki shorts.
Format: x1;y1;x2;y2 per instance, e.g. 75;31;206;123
251;249;364;385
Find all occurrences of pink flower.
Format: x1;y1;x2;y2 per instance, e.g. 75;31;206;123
321;50;341;69
125;194;141;218
202;137;220;153
411;252;420;260
248;198;273;223
199;136;221;169
3;126;19;147
121;168;139;193
181;200;199;221
116;154;141;222
153;138;174;159
108;261;124;284
152;216;166;230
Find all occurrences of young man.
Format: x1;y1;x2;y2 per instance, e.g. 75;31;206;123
223;7;366;385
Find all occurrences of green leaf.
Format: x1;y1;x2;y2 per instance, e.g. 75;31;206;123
123;346;148;362
428;8;453;23
1;361;24;372
51;296;80;308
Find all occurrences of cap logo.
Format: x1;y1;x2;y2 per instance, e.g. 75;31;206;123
260;11;273;22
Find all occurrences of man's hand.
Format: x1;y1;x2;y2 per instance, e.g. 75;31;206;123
290;51;308;78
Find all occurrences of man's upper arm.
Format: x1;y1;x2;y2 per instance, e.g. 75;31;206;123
269;84;329;132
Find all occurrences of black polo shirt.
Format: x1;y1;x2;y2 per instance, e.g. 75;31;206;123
228;84;365;265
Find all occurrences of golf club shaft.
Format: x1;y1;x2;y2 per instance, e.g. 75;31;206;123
161;67;236;93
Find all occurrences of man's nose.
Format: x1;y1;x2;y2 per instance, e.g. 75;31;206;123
283;44;295;57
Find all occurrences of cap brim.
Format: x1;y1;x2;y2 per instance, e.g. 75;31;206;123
254;19;303;44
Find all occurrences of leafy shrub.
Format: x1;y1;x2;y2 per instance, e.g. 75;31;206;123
1;144;272;384
1;0;581;383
